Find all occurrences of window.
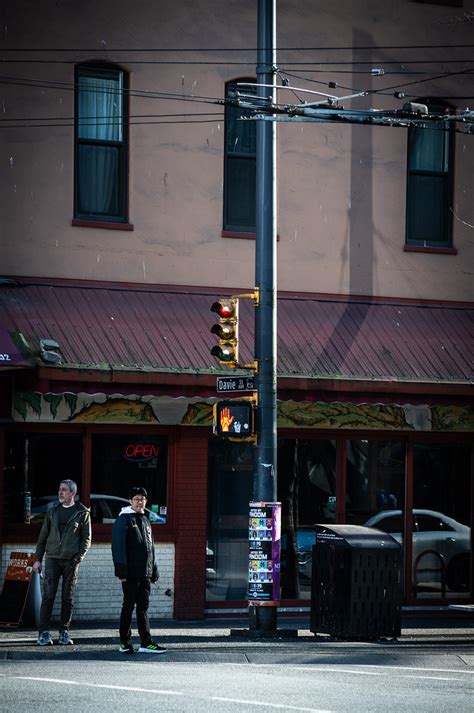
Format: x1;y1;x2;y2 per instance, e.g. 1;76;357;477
406;101;453;247
4;433;83;524
91;434;168;524
223;80;256;234
75;64;128;223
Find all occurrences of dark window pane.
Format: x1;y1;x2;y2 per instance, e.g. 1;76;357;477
91;434;168;524
413;443;471;598
406;109;451;247
226;105;256;154
278;439;336;600
224;81;256;231
407;174;447;243
4;433;83;524
77;144;122;217
225;156;256;229
75;65;127;222
206;441;254;601
346;440;405;525
408;126;447;172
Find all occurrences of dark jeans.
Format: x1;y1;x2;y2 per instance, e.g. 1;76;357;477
119;578;152;646
39;557;80;632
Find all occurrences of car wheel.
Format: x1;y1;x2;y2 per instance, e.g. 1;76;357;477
446;553;470;593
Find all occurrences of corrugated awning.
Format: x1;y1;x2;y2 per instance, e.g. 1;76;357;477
0;323;31;369
0;280;472;386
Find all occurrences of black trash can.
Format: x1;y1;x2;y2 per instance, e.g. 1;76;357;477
310;524;402;640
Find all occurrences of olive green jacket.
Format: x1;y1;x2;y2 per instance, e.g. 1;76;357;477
34;502;91;563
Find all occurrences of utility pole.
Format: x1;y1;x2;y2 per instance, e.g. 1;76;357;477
252;0;278;633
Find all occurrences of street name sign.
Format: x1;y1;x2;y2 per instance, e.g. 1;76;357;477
216;376;255;393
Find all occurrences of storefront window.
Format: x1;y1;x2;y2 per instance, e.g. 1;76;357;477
413;443;471;600
279;439;336;599
4;432;83;524
206;438;337;602
346;440;405;528
206;440;254;601
91;434;168;524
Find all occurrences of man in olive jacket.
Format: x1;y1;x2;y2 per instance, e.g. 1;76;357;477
33;479;91;646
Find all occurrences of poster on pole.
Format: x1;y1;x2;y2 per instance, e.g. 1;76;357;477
247;501;281;605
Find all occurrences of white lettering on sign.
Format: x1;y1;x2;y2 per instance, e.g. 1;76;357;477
0;354;12;361
8;559;28;568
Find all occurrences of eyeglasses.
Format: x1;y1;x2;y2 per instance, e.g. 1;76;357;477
131;496;146;502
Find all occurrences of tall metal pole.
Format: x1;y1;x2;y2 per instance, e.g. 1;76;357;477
252;0;277;631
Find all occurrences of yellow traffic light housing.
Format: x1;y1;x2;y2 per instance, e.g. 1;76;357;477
210;298;239;368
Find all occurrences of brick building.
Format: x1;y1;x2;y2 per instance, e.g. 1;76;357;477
0;1;472;620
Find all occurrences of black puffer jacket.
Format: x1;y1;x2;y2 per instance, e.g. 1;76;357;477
111;508;158;581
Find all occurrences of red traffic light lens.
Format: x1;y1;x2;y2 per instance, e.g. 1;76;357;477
210;300;234;319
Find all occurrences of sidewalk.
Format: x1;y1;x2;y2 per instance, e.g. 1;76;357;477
1;614;473;662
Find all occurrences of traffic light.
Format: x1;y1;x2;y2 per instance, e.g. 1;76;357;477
210;298;239;368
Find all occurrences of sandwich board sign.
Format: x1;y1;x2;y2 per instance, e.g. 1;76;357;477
0;551;40;627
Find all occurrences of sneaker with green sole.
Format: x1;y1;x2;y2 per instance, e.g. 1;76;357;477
138;643;167;654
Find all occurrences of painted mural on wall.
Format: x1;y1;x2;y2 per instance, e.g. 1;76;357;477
13;392;474;432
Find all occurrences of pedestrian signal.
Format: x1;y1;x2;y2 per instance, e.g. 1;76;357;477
213;400;255;440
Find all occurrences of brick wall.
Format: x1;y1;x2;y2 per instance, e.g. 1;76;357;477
1;542;175;622
173;427;208;619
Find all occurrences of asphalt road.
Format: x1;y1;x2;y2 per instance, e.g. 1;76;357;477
1;655;474;712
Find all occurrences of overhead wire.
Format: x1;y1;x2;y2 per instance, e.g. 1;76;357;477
0;118;224;129
277;67;474;101
2;43;474;51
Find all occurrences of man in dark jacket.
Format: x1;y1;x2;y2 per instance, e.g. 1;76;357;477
111;486;166;654
33;479;91;646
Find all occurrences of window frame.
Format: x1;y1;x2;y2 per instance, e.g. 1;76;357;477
74;63;130;226
222;78;257;236
405;99;455;249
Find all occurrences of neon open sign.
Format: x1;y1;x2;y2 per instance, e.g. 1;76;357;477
124;442;160;462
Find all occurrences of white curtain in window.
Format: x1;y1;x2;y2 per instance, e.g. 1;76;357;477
78;73;123;216
78;75;122;141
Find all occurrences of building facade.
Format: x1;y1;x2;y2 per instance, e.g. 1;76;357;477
0;0;473;620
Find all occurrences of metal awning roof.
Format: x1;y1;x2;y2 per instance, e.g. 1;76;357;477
0;279;472;386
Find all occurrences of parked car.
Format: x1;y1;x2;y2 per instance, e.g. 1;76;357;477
30;494;166;524
365;509;471;593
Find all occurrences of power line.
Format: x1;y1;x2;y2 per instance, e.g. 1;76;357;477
2;58;474;68
0;75;225;106
278;68;474;101
0;111;223;123
2;44;474;52
0;118;224;129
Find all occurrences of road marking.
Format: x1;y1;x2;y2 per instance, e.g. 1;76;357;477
0;674;333;712
282;663;474;677
282;666;473;682
212;697;332;712
0;675;182;696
